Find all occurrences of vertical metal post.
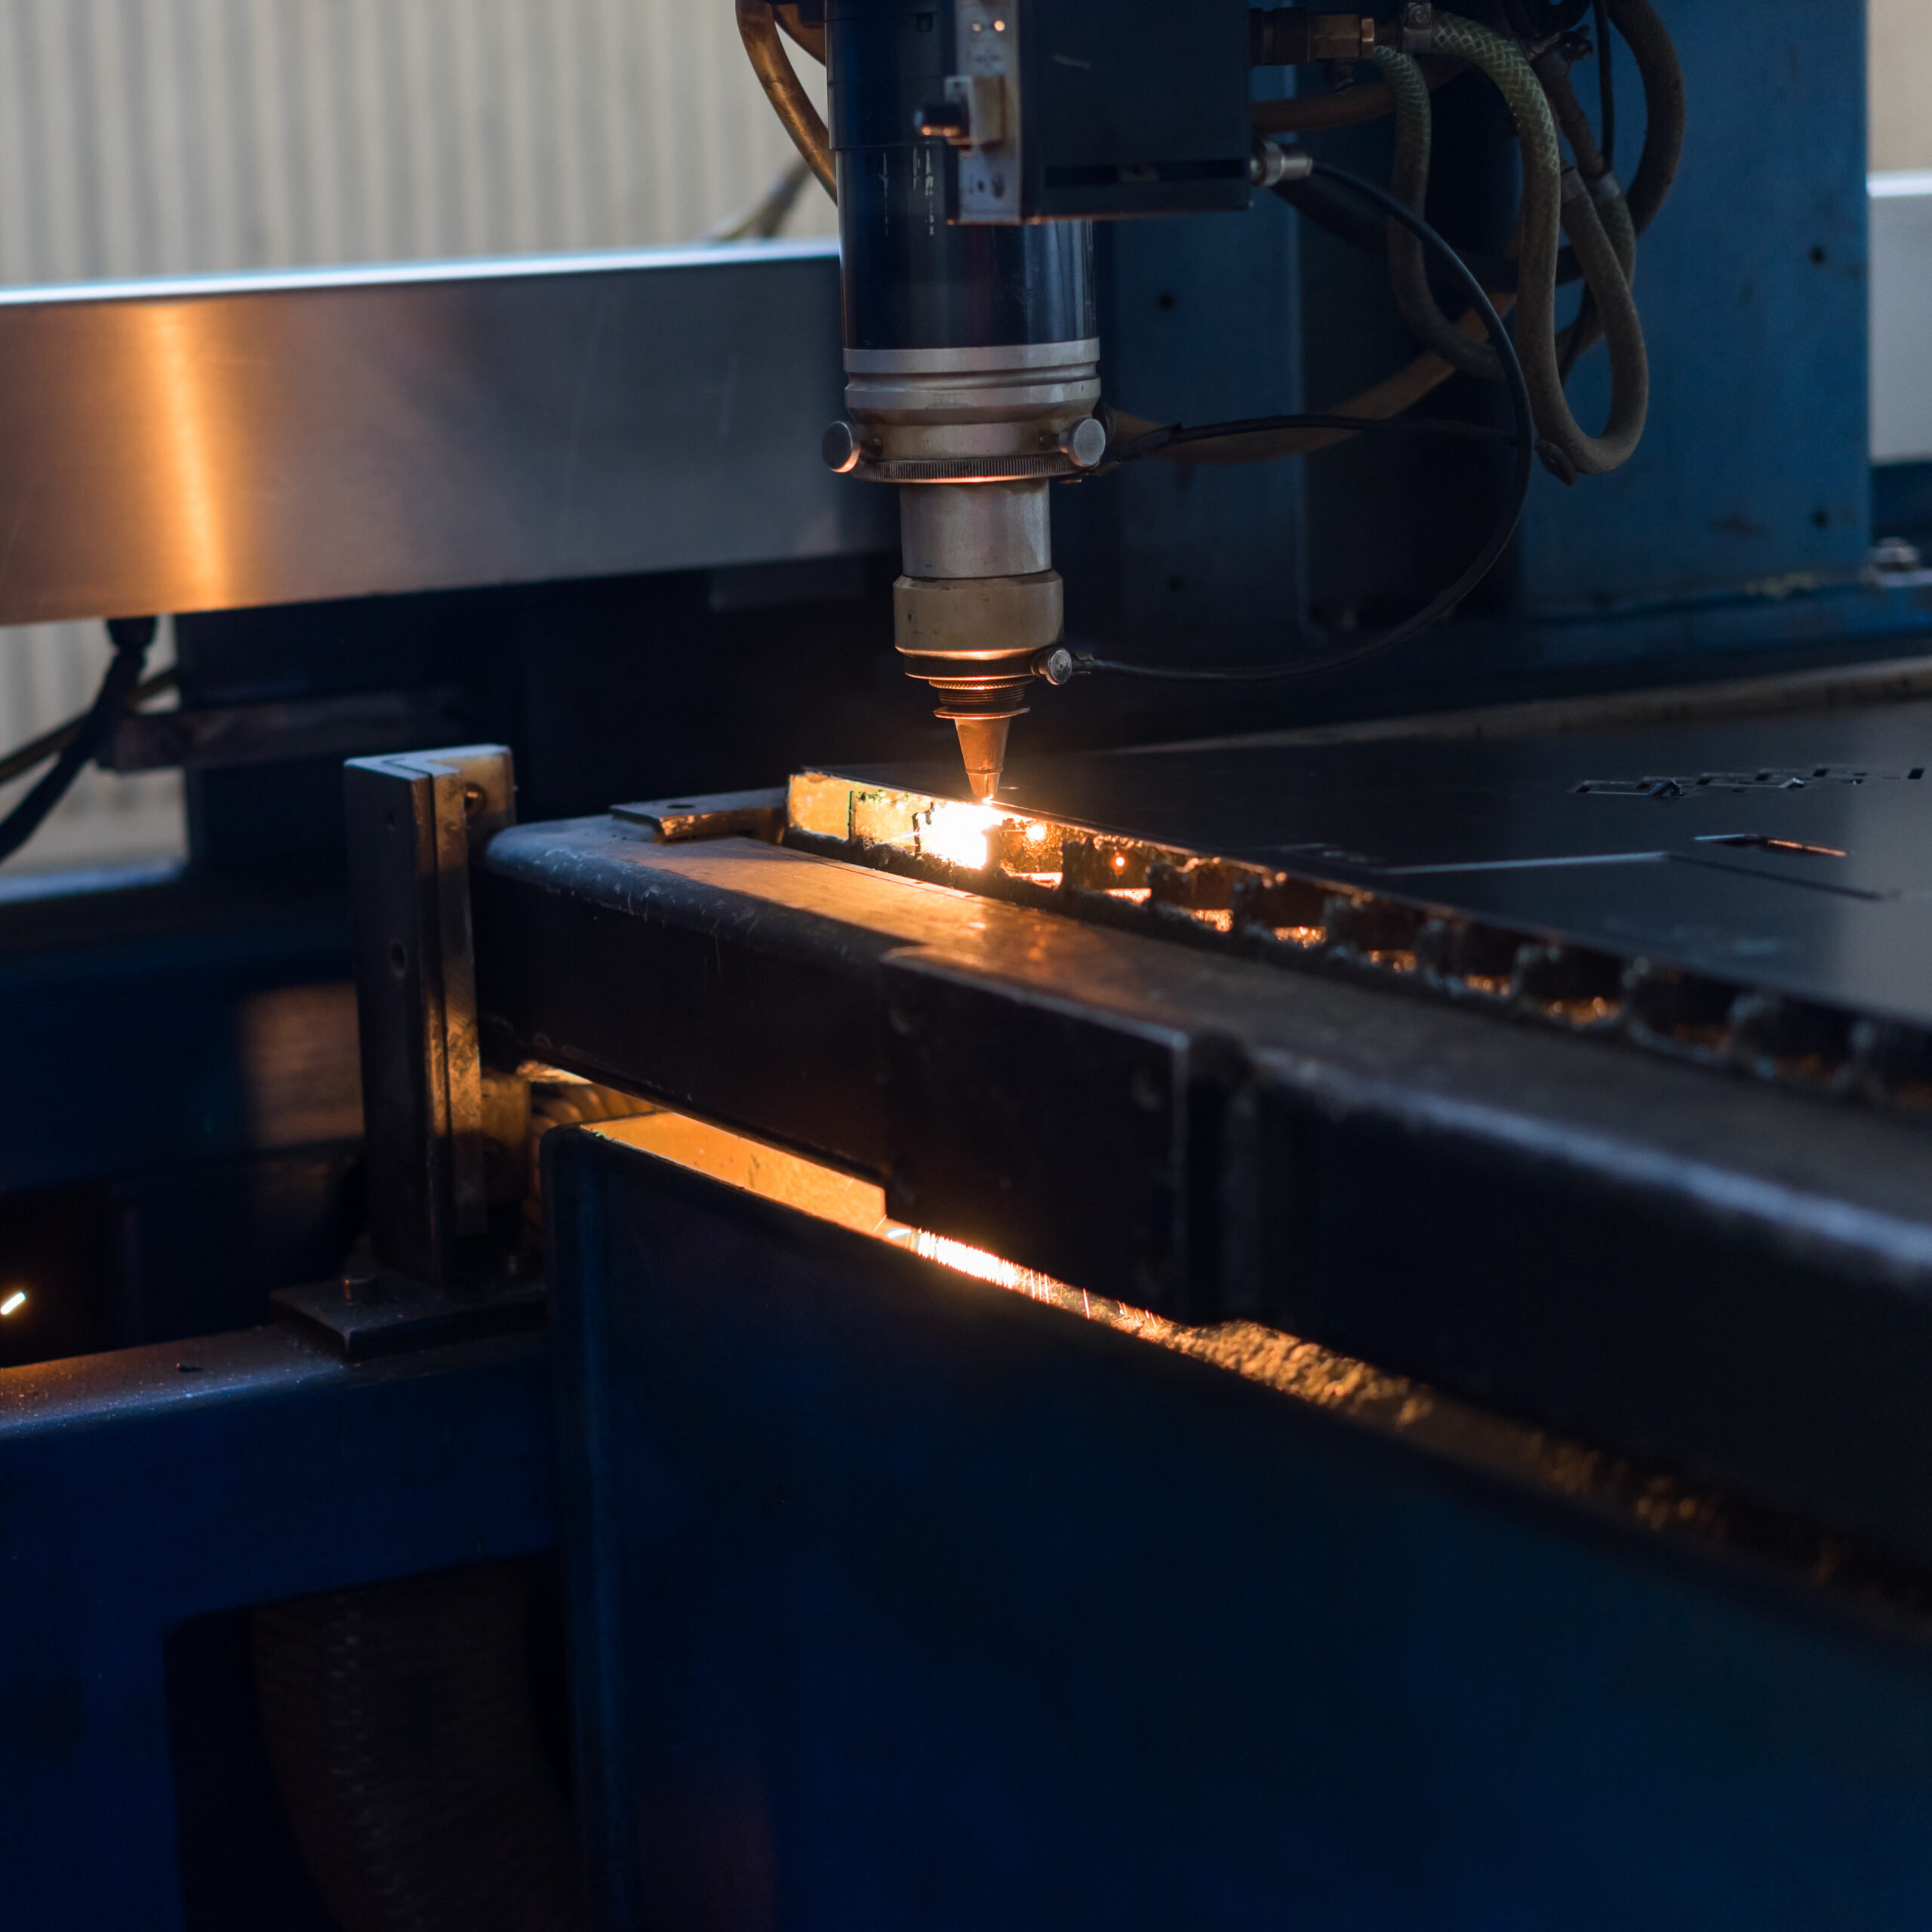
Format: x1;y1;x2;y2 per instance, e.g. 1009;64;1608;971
345;745;515;1289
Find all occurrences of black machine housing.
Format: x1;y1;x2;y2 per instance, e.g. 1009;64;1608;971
827;0;1254;229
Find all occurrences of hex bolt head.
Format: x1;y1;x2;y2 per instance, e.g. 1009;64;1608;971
823;420;864;474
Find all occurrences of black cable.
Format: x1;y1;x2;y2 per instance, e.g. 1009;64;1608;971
1501;0;1592;33
1115;412;1518;463
1281;0;1667;303
1075;160;1532;687
0;665;180;789
1275;171;1574;301
1593;0;1616;170
0;616;156;865
1555;7;1617;387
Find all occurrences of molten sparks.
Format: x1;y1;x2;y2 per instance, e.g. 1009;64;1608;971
907;1230;1066;1303
917;799;1001;872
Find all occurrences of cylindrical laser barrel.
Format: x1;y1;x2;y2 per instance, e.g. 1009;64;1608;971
826;0;1100;798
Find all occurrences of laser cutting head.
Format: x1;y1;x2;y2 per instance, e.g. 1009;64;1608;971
764;0;1264;797
835;344;1103;801
805;0;1128;802
888;473;1081;800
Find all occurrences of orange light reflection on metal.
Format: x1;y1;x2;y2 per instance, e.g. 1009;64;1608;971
897;1228;1066;1303
141;303;230;605
583;1105;1470;1438
586;1112;1086;1307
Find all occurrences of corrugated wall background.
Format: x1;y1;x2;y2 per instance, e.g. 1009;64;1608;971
0;0;832;875
1871;0;1932;175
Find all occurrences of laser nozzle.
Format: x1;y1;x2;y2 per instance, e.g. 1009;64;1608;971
949;713;1013;803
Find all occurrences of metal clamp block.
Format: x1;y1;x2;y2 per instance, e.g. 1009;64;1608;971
344;744;518;1289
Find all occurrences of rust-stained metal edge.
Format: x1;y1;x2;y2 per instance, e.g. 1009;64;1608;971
782;768;1932;1128
593;1103;1932;1635
611;787;787;843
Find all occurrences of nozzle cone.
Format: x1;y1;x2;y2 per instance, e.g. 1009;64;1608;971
951;714;1012;802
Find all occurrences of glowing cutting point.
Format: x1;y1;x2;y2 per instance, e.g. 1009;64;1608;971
918;799;1000;872
0;1291;26;1317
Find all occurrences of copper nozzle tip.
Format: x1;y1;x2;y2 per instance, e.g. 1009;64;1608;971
950;714;1013;803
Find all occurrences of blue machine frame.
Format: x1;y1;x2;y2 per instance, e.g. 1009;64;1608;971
4;2;1930;1920
0;1328;553;1927
1065;0;1929;697
549;1128;1932;1932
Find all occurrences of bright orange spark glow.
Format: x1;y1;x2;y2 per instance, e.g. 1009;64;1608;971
903;1229;1066;1302
587;1113;1084;1310
916;800;1001;871
0;1291;26;1318
585;1103;1490;1472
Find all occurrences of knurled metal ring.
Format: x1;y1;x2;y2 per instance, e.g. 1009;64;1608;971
855;453;1084;484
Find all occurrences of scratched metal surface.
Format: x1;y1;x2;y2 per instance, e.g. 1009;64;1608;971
832;696;1932;1029
0;241;886;626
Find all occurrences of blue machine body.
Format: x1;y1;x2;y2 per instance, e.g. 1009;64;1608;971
2;1;1931;1925
1063;0;1929;700
549;1134;1932;1931
0;1330;552;1927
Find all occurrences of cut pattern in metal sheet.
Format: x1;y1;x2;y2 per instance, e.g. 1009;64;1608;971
783;765;1932;1126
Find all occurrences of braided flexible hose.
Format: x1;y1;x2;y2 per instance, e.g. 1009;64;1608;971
1374;47;1501;383
1432;11;1647;474
1380;41;1637;383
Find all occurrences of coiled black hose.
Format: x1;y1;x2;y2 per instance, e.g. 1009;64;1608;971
0;616;155;866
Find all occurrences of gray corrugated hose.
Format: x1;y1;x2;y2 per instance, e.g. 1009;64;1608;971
1389;16;1648;475
1374;45;1500;383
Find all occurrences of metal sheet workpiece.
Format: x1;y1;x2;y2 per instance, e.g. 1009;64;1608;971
809;694;1932;1036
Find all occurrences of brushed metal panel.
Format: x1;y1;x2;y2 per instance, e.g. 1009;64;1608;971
0;238;886;626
